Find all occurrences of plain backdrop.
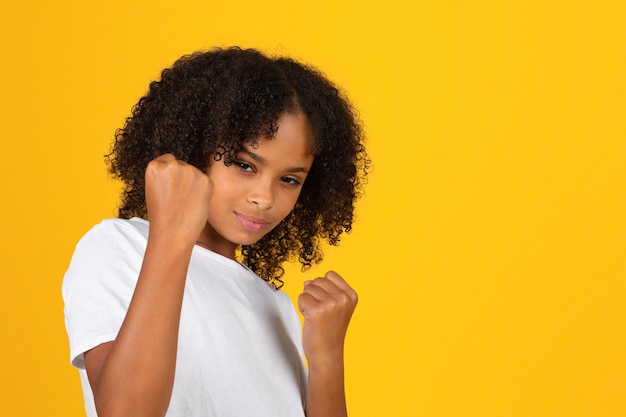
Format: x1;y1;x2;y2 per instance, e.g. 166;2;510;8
1;1;625;416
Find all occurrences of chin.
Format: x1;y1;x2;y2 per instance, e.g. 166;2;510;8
230;233;266;247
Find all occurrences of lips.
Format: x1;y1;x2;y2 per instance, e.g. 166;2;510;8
235;212;271;233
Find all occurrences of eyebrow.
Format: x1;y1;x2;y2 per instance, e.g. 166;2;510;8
240;149;310;173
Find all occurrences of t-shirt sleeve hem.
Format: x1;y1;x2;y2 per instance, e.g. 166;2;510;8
70;331;119;369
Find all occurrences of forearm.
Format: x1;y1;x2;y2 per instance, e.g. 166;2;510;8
92;235;194;417
305;358;348;417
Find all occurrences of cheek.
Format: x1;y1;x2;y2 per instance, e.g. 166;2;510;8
211;181;240;207
208;167;243;195
277;191;302;216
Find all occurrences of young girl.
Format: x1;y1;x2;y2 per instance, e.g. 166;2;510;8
63;46;368;417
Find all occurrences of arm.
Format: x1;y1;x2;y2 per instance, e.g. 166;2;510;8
84;154;212;417
298;271;358;417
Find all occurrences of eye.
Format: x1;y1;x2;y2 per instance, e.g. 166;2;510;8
235;160;254;172
281;176;301;186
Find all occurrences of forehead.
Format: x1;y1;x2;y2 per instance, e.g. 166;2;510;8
244;112;314;157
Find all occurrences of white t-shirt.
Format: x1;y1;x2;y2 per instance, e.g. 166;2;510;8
63;218;307;417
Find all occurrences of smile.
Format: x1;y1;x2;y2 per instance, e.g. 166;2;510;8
235;212;271;233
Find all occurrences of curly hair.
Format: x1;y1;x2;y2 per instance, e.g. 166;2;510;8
107;47;369;288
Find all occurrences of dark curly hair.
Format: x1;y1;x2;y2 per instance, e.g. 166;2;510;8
107;46;369;288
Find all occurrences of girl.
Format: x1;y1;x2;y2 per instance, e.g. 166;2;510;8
63;47;369;417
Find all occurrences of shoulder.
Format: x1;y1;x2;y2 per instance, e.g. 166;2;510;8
273;285;299;314
63;218;149;294
69;218;148;258
78;217;149;245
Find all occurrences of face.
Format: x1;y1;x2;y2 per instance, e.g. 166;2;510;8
197;111;315;259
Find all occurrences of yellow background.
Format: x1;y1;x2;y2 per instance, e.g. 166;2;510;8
1;1;625;416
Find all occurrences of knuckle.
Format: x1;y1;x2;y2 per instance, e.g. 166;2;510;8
352;291;359;305
336;292;350;306
348;288;358;303
325;270;340;280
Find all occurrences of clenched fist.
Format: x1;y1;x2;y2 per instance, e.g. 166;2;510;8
145;154;213;245
298;271;358;367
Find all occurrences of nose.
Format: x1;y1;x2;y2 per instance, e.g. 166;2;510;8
247;179;274;210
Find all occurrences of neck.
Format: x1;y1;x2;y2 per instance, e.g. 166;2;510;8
195;223;239;260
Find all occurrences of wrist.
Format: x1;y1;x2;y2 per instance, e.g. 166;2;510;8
307;352;344;375
147;222;198;252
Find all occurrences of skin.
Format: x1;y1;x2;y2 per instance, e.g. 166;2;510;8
83;111;358;417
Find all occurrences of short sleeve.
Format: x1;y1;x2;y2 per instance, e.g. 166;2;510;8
62;219;147;369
